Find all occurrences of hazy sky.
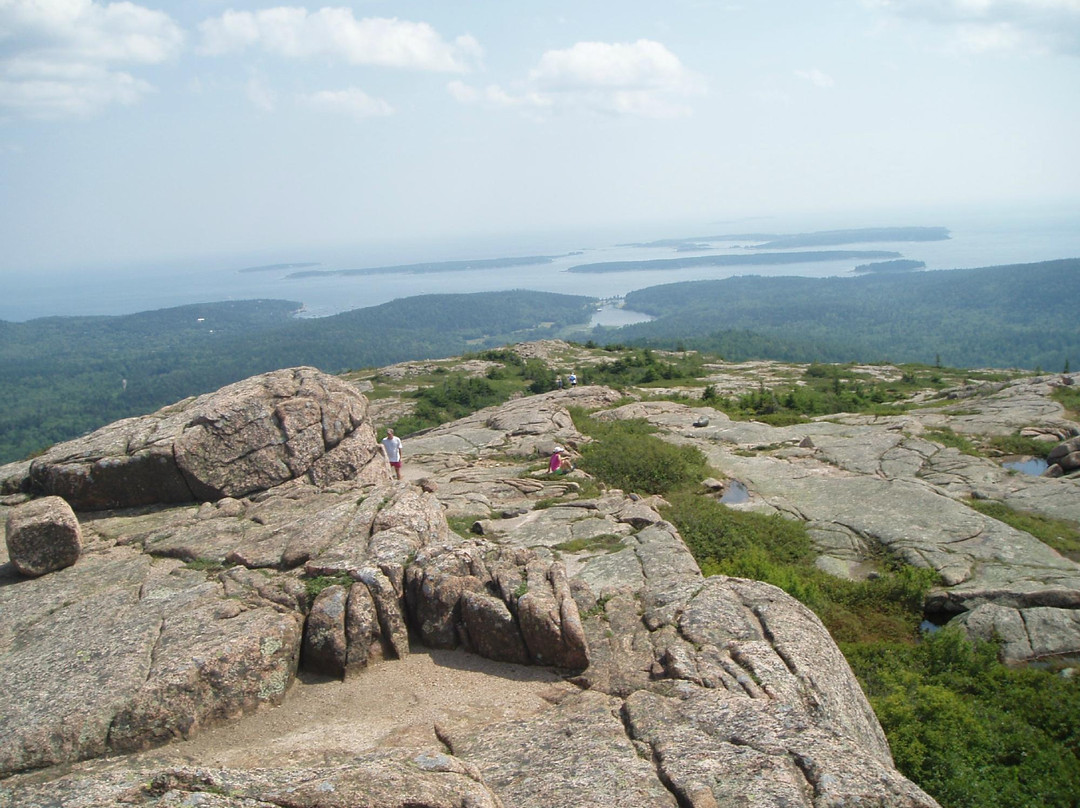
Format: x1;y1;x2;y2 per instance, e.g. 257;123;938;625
1;0;1078;271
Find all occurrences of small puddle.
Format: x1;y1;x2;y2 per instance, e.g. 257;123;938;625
1003;457;1049;476
720;480;749;504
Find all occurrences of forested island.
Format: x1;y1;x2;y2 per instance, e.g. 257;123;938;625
566;250;900;273
238;262;321;273
853;259;926;274
622;225;950;250
288;254;567;279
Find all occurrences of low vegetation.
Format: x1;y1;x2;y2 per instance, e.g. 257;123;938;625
703;362;976;426
845;631;1080;808
303;573;353;601
1053;385;1080;420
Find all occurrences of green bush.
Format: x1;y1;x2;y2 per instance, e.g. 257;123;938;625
578;428;710;495
845;629;1080;808
662;493;936;643
664;491;816;568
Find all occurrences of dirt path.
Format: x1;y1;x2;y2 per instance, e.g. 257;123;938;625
159;646;570;769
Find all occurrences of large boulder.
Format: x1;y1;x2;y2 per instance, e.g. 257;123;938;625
26;368;387;510
4;495;81;577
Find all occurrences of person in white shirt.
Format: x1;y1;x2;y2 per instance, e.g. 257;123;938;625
381;428;403;480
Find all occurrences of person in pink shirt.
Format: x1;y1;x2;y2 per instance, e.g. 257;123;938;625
549;446;573;474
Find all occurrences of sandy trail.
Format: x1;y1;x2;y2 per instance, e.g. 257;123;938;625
158;646;570;768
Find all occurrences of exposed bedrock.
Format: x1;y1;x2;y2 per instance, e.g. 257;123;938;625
0;368;944;805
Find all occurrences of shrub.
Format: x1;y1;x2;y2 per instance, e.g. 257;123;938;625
845;630;1080;808
663;492;815;568
579;429;710;495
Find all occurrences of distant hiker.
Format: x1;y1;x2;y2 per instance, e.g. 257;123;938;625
569;372;577;387
381;428;403;480
556;376;563;389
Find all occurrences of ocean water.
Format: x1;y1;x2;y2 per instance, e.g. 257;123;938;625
3;206;1078;322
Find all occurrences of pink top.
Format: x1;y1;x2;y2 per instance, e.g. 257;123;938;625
549;452;562;473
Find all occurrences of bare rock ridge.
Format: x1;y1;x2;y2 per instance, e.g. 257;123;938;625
9;354;1076;806
0;367;950;808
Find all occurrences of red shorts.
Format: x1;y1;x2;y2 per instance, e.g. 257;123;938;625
390;461;402;469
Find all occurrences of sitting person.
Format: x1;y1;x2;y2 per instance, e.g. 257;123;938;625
549;447;574;474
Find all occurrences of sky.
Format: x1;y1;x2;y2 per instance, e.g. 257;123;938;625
1;0;1079;272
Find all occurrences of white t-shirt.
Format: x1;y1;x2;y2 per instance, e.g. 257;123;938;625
381;435;402;463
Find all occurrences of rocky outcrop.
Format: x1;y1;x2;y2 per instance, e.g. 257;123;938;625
0;368;943;806
4;495;81;576
19;367;388;510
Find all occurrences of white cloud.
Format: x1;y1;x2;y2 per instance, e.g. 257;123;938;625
0;0;182;118
304;87;394;119
199;8;481;72
794;68;836;87
870;0;1080;55
451;39;704;119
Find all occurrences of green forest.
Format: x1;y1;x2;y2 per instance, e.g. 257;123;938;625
618;258;1080;370
0;291;594;463
2;257;1078;464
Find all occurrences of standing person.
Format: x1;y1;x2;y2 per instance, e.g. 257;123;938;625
381;428;403;480
569;372;577;387
556;375;563;389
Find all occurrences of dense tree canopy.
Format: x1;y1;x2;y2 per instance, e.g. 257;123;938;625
618;259;1080;370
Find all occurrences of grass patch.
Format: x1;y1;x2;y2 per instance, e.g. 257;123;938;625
447;514;485;537
661;492;937;644
967;499;1080;561
1052;385;1080;420
985;433;1055;458
924;427;980;456
303;573;353;601
184;557;234;573
553;534;626;554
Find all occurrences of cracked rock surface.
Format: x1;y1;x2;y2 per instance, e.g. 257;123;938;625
605;374;1080;662
0;365;955;806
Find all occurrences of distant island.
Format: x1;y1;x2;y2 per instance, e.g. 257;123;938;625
621;226;950;250
238;262;321;273
566;250;901;274
853;259;927;274
288;255;565;279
